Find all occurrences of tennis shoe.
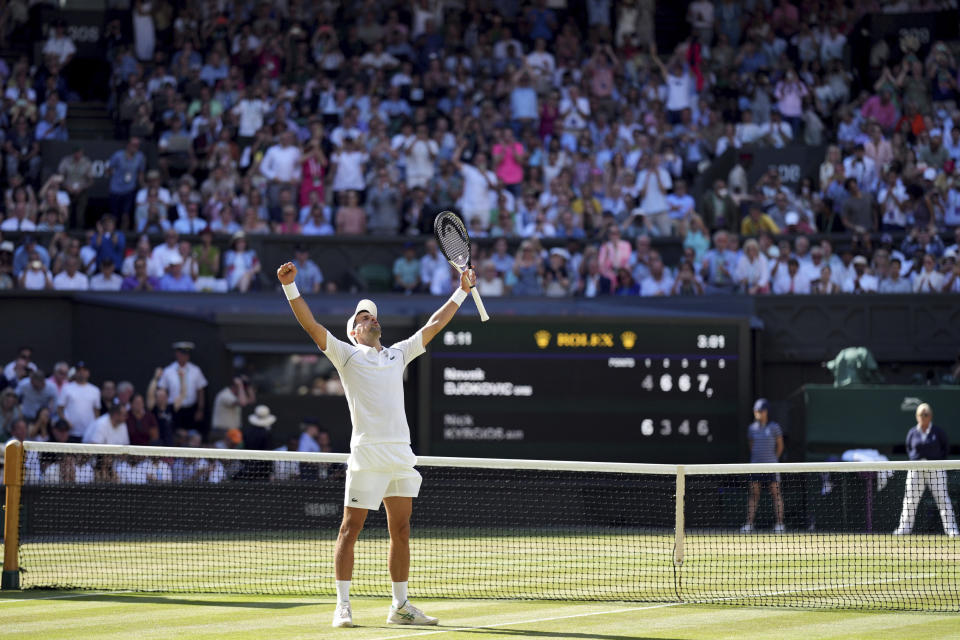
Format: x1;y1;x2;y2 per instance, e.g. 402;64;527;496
332;603;353;628
892;527;910;536
773;523;786;534
388;601;438;625
739;523;754;534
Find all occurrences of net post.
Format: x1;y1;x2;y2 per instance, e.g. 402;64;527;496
2;440;24;590
674;465;685;567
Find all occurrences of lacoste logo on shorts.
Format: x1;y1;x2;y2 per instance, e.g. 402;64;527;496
350;497;358;503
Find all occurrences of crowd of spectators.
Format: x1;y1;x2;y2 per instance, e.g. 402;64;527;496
0;343;339;484
0;0;959;297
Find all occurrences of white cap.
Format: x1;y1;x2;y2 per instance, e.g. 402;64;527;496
768;246;780;258
549;247;571;261
945;248;958;259
785;211;800;226
167;254;184;266
923;167;938;181
346;299;378;345
931;129;943;138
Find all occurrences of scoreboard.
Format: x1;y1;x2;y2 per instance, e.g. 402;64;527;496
421;317;752;463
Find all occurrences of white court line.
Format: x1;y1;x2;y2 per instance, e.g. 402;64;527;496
0;590;133;603
364;602;684;640
363;572;943;640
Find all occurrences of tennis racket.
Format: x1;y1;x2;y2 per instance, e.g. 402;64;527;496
433;210;490;322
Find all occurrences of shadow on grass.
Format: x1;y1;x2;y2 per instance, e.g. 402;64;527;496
8;592;323;609
362;625;682;640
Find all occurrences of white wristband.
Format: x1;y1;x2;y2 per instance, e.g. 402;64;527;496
282;282;301;301
449;288;468;307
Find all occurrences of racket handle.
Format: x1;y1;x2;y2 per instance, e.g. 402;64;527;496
470;287;490;322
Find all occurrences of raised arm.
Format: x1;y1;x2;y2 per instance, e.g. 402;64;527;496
420;269;477;347
277;262;329;350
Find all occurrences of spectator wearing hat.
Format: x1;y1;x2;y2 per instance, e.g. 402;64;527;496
215;428;243;450
16;369;57;421
12;235;50;278
543;247;573;297
238;404;275;480
842;255;879;293
941;250;960;293
741;398;786;534
224;231;260;292
157;253;196;291
158;341;208;433
57;361;100;442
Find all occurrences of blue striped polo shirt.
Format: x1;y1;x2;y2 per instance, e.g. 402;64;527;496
748;421;783;463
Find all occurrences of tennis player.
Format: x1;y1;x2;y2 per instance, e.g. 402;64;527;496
277;260;476;628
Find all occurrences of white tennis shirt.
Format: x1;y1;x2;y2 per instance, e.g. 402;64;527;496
322;330;425;449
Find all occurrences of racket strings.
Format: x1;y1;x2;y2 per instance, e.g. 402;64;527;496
436;216;471;268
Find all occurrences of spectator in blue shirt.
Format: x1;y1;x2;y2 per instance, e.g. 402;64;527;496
90;214;126;269
292;244;324;294
741;398;785;534
158;254;196;292
894;403;958;537
106;137;146;227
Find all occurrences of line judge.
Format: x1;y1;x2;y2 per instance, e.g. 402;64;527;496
277;259;476;628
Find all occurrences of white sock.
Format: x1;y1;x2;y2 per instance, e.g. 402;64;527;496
392;581;408;608
336;580;351;606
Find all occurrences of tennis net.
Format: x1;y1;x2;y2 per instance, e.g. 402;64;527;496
4;441;960;611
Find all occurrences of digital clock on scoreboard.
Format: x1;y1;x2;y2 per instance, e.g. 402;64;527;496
422;318;751;463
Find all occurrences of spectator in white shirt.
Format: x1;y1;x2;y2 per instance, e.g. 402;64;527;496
772;258;811;294
736;239;771;294
635;154;673;236
42;21;76;66
842;255;879;293
453;142;498;229
83;404;130;445
53;256;89;291
913;253;945;293
151;229;181;270
58;362;101;441
559;85;591;131
640;251;675;296
260;131;302;208
89;258;123;291
330;137;369;195
762;110;793;148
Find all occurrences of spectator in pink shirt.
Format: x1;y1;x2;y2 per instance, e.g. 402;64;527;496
492;128;526;196
597;226;632;283
865;123;894;168
774;70;807;132
860;89;899;133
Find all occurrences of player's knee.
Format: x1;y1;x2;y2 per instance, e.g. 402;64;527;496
388;519;410;542
339;516;365;540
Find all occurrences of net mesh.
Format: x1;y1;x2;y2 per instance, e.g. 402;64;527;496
433;212;471;269
11;444;960;611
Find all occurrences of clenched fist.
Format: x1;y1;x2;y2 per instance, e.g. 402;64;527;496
277;262;298;285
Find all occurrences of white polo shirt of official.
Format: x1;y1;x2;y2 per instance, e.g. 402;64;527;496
159;361;208;409
321;330;426;450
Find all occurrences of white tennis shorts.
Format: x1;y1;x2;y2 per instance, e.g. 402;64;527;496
344;444;422;510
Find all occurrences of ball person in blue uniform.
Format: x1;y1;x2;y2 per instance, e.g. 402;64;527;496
741;399;786;534
894;403;958;537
